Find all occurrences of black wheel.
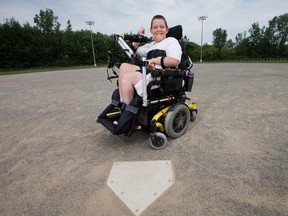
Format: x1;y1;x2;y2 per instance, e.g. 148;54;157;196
150;132;167;150
190;110;197;122
164;104;190;138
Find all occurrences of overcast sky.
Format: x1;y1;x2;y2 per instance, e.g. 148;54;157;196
1;0;287;45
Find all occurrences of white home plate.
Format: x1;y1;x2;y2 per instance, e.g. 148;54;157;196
106;160;174;216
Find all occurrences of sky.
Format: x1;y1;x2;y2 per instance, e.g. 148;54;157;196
1;0;287;45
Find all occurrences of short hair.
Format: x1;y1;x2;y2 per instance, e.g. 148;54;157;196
150;15;168;28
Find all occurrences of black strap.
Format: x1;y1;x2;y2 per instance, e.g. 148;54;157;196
161;56;166;69
111;99;120;107
124;104;139;114
111;99;126;110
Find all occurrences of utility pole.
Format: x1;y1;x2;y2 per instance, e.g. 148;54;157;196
198;16;208;63
85;21;97;66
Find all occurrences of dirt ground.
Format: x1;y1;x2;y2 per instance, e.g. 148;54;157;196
0;63;287;216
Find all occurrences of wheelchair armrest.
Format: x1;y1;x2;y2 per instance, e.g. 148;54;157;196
151;68;186;78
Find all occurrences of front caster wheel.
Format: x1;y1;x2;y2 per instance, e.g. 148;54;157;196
190;110;197;122
150;132;167;150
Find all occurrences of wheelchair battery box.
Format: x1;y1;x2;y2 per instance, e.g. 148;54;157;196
163;78;183;92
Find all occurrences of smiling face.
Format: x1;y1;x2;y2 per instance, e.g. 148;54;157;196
150;18;169;43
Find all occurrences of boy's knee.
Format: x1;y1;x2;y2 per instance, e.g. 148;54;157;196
119;63;130;77
119;63;129;71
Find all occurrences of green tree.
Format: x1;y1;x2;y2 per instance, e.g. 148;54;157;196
0;18;36;68
66;20;72;32
248;22;264;57
212;28;227;58
34;8;61;34
33;8;63;66
226;39;235;49
235;32;250;58
268;13;288;57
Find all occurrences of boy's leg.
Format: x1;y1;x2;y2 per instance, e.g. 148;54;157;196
119;72;142;104
119;64;141;104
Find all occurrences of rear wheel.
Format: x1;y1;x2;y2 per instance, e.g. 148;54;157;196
164;104;190;138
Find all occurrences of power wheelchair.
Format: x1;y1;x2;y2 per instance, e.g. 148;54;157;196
97;25;197;149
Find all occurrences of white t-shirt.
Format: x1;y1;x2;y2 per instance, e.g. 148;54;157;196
136;37;182;69
134;37;182;96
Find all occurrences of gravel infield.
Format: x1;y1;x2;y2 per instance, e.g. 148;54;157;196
1;63;287;216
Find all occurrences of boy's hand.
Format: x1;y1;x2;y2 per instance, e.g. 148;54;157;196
138;27;145;35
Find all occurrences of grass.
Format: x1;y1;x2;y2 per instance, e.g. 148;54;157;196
198;59;288;64
0;65;102;76
1;60;287;76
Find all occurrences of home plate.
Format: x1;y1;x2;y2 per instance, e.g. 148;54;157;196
106;160;174;216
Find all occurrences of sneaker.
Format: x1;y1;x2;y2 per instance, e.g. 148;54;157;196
134;125;142;130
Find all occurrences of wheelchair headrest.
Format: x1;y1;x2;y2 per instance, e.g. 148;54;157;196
167;25;183;40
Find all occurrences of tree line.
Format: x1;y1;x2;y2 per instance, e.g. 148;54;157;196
0;9;287;69
210;13;288;60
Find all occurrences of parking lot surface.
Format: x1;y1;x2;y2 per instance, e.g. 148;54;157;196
1;63;287;215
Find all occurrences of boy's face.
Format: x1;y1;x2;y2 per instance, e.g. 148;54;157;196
150;19;168;42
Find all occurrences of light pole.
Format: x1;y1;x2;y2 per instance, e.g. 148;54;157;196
85;21;97;66
198;16;208;63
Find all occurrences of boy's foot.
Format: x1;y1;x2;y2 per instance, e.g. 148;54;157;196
134;125;142;130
